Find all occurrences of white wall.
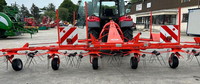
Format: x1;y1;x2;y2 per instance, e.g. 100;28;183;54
130;5;199;32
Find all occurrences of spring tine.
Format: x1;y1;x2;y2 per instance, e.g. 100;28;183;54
28;58;33;68
66;57;71;65
6;58;8;70
195;56;200;66
187;53;191;61
101;57;104;68
107;56;111;63
78;58;82;68
33;58;37;64
149;55;153;63
65;56;68;63
76;58;79;68
110;56;114;63
156;56;162;65
77;58;80;68
160;55;166;65
69;57;73;67
190;55;194;62
47;56;50;69
115;56;120;67
24;57;30;67
119;57;123;67
144;57;147;68
37;55;43;61
38;52;44;58
72;57;76;67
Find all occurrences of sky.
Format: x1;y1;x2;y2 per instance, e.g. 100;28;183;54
5;0;79;9
5;0;130;10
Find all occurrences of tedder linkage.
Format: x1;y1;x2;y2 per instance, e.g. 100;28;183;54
1;2;200;71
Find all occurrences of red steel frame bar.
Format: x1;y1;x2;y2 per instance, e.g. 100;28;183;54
85;1;89;45
56;9;61;46
178;7;181;44
73;11;75;27
150;11;152;38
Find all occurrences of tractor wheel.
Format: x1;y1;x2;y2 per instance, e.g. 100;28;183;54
122;27;133;42
51;58;60;70
92;58;98;70
130;57;138;69
88;28;100;39
1;36;8;38
168;53;179;69
12;58;23;71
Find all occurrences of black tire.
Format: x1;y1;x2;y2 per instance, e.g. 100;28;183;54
130;57;138;69
12;58;23;71
51;58;60;70
88;28;100;39
122;28;133;42
168;53;179;69
92;58;98;70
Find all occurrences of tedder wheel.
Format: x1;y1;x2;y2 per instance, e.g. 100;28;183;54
92;58;98;70
12;58;23;71
51;58;60;70
168;53;179;69
130;57;138;69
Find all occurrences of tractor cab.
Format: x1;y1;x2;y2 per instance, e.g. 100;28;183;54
77;0;133;42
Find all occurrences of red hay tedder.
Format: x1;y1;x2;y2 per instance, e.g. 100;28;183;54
1;0;200;71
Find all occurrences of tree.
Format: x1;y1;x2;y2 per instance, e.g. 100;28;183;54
131;0;143;3
30;3;40;21
59;0;78;22
58;7;69;21
0;0;7;12
46;3;55;12
21;4;31;17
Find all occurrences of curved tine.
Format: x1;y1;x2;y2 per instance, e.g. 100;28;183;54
101;58;104;68
28;58;33;68
36;54;43;61
160;55;166;65
77;57;82;68
119;56;123;67
195;56;200;66
66;57;71;65
107;56;111;63
190;55;194;62
33;58;37;64
6;58;8;70
76;58;80;68
166;52;170;59
24;57;30;67
47;56;50;69
156;56;162;65
149;55;153;63
114;56;120;66
143;56;147;68
187;52;192;61
37;52;44;58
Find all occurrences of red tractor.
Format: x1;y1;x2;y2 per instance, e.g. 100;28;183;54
77;0;133;42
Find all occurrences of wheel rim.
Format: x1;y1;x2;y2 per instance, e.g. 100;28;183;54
17;61;22;68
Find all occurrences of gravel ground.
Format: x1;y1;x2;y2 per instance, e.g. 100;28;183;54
0;27;200;84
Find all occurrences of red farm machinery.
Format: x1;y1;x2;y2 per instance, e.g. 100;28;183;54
0;0;200;71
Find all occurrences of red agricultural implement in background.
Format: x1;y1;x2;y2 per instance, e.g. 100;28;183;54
38;16;51;30
0;1;200;71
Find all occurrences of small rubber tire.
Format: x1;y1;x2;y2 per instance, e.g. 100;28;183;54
92;58;98;70
12;58;23;71
51;58;60;70
130;57;138;69
169;54;179;69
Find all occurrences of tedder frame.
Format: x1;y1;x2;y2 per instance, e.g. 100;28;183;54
1;2;200;71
